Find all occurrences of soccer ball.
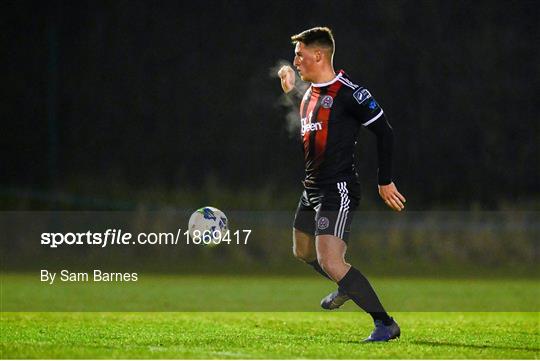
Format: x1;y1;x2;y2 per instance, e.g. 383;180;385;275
188;206;228;244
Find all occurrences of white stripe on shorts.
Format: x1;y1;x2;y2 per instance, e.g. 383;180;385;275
334;182;350;239
334;182;344;237
339;185;350;239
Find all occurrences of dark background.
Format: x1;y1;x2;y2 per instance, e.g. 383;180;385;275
3;0;539;210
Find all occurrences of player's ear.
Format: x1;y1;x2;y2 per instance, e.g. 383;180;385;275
315;49;322;62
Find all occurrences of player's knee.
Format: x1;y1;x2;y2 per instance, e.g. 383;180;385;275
317;256;343;279
317;255;332;273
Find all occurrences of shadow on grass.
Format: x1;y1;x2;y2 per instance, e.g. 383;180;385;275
410;340;540;352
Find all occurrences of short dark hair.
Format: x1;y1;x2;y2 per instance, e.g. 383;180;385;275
291;27;335;53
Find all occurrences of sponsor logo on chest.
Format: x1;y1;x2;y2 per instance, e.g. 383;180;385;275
300;111;322;136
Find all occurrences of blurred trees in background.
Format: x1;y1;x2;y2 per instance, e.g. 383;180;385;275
4;0;538;209
3;211;537;276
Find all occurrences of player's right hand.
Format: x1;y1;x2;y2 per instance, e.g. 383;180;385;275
278;65;296;94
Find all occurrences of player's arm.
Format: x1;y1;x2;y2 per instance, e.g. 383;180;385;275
278;65;303;101
365;115;406;211
348;88;406;211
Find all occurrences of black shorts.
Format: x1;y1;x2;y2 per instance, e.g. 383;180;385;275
293;181;360;242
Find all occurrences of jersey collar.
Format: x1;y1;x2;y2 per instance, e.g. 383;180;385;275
311;70;345;88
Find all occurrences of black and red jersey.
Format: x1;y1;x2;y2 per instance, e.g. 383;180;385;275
296;70;392;187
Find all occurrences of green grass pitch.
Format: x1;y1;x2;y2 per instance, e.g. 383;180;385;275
2;312;538;359
1;275;539;359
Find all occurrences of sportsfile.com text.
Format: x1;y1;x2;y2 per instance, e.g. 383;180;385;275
40;229;251;248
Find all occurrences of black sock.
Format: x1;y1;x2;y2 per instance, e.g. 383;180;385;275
337;266;393;326
307;260;331;280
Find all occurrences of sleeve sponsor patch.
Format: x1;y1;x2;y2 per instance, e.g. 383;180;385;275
352;88;372;105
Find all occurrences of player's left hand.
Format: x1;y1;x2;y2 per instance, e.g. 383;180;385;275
378;182;406;211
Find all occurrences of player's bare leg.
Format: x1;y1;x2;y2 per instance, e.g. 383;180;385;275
292;228;331;279
315;234;352;309
316;234;400;342
292;228;316;263
315;234;350;281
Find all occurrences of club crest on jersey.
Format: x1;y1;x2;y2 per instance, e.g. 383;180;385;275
353;88;372;105
321;95;333;108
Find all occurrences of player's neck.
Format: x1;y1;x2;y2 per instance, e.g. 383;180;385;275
312;67;337;84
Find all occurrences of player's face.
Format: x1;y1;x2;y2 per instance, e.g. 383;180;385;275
293;42;318;82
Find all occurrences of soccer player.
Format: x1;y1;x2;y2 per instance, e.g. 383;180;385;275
277;27;406;342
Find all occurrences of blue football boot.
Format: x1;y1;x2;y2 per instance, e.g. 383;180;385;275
320;288;350;310
364;318;401;342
